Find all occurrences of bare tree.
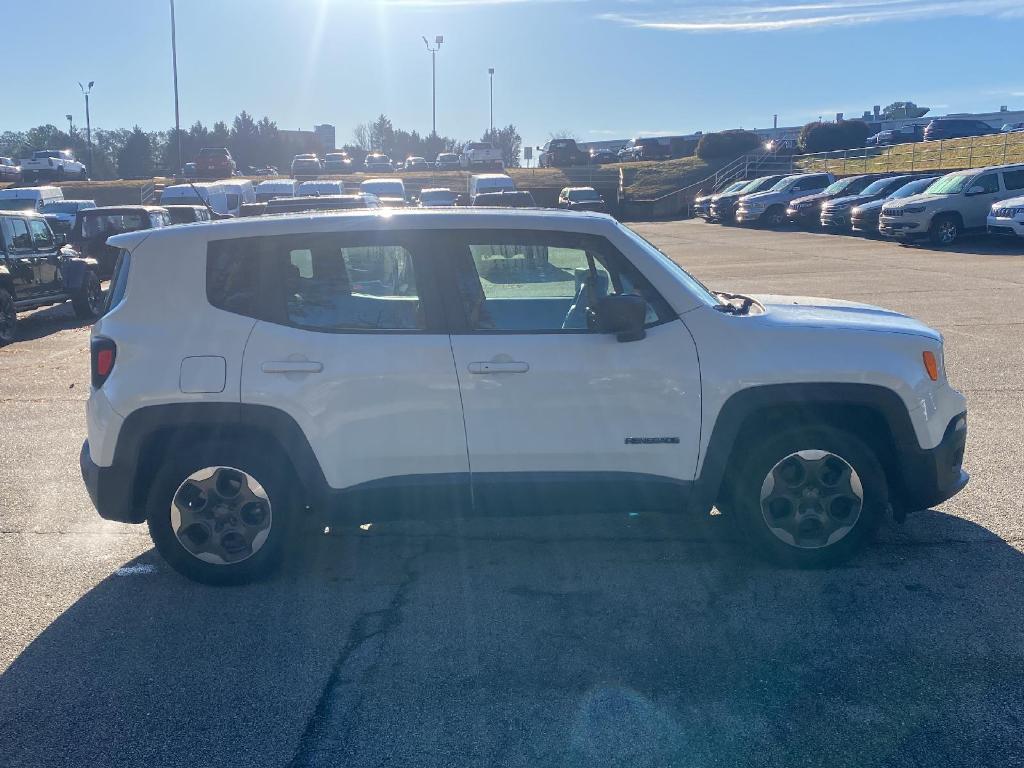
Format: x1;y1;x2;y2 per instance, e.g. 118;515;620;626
548;129;579;141
351;123;372;151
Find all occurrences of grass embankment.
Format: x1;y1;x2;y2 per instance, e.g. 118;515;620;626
617;156;716;199
797;132;1024;176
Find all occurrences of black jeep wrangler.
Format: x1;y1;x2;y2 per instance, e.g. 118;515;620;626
0;211;104;344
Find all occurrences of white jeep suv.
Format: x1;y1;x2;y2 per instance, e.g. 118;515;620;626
879;163;1024;246
81;209;968;584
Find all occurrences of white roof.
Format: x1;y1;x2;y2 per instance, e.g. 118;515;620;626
109;207;615;251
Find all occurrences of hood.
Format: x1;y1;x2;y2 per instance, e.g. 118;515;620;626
826;193;871;209
751;294;940;341
790;191;830;206
852;197;886;213
740;189;785;203
569;200;606;210
884;192;943;209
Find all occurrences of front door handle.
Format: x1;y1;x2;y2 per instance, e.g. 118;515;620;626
261;361;323;374
468;361;529;374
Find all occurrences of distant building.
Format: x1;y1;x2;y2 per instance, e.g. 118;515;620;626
314;124;336;152
279;125;336;155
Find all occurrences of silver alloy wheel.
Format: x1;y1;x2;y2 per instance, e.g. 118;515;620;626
170;466;272;565
759;450;864;549
936;219;958;245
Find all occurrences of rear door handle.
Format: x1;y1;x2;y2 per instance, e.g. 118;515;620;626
468;361;529;374
261;361;323;374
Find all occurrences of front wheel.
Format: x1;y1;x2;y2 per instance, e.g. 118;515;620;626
71;270;103;320
763;206;787;227
730;427;886;567
146;442;294;585
929;214;960;246
0;289;17;345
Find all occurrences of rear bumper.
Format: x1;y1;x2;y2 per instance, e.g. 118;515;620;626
896;412;969;513
80;440;143;524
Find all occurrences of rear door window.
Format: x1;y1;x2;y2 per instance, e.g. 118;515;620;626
1002;169;1024;192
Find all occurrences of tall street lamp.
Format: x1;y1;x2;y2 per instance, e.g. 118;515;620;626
170;0;183;174
78;81;95;174
422;35;443;135
488;68;494;134
66;114;74;135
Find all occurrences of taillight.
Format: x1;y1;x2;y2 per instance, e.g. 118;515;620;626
91;337;116;389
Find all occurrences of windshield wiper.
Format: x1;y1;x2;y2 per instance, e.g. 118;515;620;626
713;292;755;315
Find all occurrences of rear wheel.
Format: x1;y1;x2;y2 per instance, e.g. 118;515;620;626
71;270;103;320
929;214;960;246
146;442;294;585
731;427;886;567
0;289;17;345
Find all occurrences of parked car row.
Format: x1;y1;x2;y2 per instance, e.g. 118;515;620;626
864;117;1021;148
698;164;1024;247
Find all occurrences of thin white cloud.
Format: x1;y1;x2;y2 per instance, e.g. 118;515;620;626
601;0;1024;32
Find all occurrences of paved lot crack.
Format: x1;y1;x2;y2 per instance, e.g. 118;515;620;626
285;541;429;768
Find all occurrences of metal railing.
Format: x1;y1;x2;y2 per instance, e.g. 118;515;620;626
140;182;157;204
795;130;1024;176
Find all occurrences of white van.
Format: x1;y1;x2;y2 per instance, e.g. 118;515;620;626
255;179;299;203
297;180;345;196
359;178;407;207
469;174;515;201
217;180;256;216
0;186;64;213
160;183;230;217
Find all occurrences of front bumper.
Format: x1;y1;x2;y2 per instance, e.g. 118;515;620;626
879;217;925;239
820;209;852;229
987;217;1024;238
735;208;765;224
896;412;969;513
850;212;881;233
709;201;737;221
787;206;821;226
80;440;143;524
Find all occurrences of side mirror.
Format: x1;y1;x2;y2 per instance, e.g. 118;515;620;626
965;186;986;196
595;293;647;342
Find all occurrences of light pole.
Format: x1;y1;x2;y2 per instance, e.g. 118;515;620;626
66;114;74;136
488;68;494;134
170;0;183;174
78;81;94;174
422;35;443;135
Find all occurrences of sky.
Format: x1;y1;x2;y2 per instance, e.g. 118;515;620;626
5;0;1024;152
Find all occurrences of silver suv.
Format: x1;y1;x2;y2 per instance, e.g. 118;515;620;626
879;163;1024;246
735;173;835;227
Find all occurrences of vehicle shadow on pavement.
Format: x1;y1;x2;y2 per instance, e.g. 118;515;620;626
1;510;1022;768
8;301;96;344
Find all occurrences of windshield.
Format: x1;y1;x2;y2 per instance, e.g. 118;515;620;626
770;175;800;192
860;178;897;195
891;178;936;198
926;173;972;195
618;224;720;307
823;178;857;195
33;151;63;159
43;201;91;214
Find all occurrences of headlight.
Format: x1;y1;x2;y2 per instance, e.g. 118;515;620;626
902;205;926;214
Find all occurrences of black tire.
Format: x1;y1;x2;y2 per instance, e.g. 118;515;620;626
928;214;960;246
71;270;104;320
763;205;787;227
730;426;886;567
146;441;295;585
0;288;17;345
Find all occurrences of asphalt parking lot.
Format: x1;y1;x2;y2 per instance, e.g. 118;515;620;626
1;220;1023;767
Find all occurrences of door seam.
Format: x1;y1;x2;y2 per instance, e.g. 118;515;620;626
446;332;475;508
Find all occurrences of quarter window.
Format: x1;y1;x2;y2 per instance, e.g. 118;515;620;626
9;218;31;250
1002;169;1024;192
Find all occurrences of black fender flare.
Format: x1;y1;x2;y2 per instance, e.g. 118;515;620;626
111;402;329;522
690;383;919;514
61;256;99;291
